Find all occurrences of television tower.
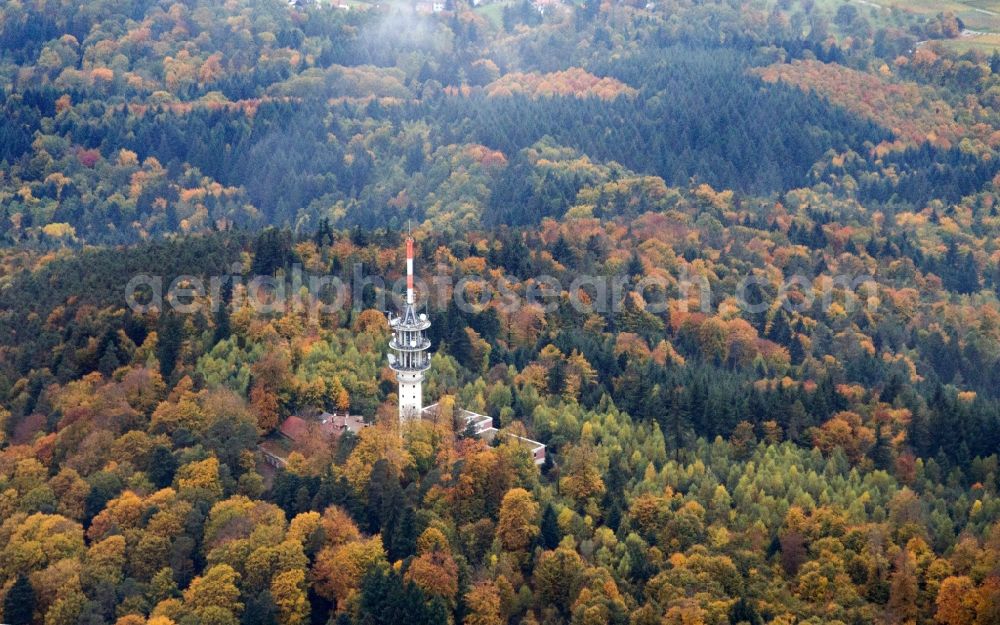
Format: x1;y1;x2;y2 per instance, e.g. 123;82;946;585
387;236;431;423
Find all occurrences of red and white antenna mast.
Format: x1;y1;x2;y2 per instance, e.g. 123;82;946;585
406;232;415;305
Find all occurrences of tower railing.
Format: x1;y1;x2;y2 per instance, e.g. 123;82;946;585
389;337;431;351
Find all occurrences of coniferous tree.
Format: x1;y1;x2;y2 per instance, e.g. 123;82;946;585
3;575;35;625
870;425;893;472
97;343;121;377
148;445;179;489
157;314;183;379
358;567;448;625
213;279;233;345
539;503;561;550
389;506;418;561
729;597;763;625
242;591;279;625
547;360;567;396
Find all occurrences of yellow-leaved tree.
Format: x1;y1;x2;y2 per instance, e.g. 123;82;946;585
464;581;503;625
312;536;386;606
182;564;242;623
342;424;413;491
497;488;539;552
271;568;310;625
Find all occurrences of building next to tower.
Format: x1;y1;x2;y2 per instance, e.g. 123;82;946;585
387;236;431;423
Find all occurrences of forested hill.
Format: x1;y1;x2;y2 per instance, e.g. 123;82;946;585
1;0;997;244
6;1;1000;625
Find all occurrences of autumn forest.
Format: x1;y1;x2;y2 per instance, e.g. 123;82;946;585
2;1;1000;625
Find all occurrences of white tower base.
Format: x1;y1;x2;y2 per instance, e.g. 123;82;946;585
398;370;424;422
